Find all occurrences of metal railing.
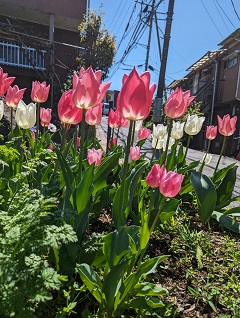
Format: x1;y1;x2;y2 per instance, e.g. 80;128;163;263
0;41;46;70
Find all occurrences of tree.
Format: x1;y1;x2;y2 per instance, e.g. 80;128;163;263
77;10;116;80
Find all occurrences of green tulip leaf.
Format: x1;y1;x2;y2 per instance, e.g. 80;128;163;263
76;263;102;303
212;211;240;233
134;282;168;296
212;163;236;184
191;171;217;223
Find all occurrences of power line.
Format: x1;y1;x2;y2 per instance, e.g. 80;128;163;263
230;0;240;21
213;0;231;33
214;0;236;29
200;0;224;38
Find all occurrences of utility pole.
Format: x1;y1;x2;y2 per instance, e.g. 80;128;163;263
153;0;175;123
145;0;155;71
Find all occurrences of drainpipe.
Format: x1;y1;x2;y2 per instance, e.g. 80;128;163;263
235;62;240;101
209;59;218;125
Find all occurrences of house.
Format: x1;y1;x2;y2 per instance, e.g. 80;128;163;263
167;29;240;157
0;0;87;106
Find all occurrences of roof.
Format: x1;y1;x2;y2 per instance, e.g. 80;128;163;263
187;49;226;71
218;28;240;47
166;78;188;90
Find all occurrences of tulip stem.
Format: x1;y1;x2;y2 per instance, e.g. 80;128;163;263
183;134;191;164
10;107;13;135
214;135;227;174
111;127;115;140
116;127;120;145
199;140;211;173
150;196;166;234
79;108;86;180
130;121;136;146
60;124;67;153
118;120;134;226
36;102;40;142
162;118;173;165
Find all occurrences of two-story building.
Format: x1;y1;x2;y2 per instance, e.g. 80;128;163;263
167;29;240;157
0;0;87;105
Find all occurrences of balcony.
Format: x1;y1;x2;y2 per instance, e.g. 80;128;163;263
0;41;46;70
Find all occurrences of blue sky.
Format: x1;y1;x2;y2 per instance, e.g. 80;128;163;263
90;0;240;91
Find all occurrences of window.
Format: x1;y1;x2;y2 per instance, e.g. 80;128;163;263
0;41;46;70
228;57;237;68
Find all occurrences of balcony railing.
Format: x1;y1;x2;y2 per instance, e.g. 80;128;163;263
0;41;46;70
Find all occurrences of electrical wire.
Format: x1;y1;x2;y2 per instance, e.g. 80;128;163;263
230;0;240;21
200;0;224;38
213;0;231;33
214;0;236;29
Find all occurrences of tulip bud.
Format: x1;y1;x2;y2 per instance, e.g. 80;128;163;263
87;148;103;166
146;164;166;188
201;153;212;165
0;67;15;97
40;107;52;127
184;115;205;135
171;120;185;140
164;87;195;119
152;124;167;140
138;127;151;140
159;170;184;198
117;67;156;121
31;81;50;103
217;114;237;136
15;100;36;129
206;125;217;140
130;146;141;161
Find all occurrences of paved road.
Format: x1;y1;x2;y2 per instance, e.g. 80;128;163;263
97;116;240;200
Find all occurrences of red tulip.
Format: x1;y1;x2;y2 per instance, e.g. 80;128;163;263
120;116;129;127
217;114;237;136
159;170;184;198
206;125;217;140
0;67;15;97
138;127;151;140
5;85;26;108
31;81;50;103
72;66;111;109
86;103;103;125
76;137;81;147
58;90;82;129
164;87;195;119
40;107;52;127
146;164;166;188
130;146;141;161
117;67;156;121
87;148;103;166
108;109;121;128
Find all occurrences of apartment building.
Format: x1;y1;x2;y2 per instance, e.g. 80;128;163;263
0;0;87;105
167;29;240;157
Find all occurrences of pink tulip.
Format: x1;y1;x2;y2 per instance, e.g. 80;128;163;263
87;148;103;166
108;109;121;128
31;131;36;140
164;87;195;119
146;164;166;188
48;144;54;151
217;114;238;136
0;67;15;97
159;170;184;198
31;81;50;103
130;146;141;161
5;85;26;108
86;103;103;125
40;107;52;127
72;66;111;109
138;127;151;140
117;67;156;121
108;137;117;149
58;90;82;129
120;116;129;127
206;125;217;140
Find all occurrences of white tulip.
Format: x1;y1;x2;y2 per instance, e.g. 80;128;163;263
152;123;167;139
201;153;212;165
152;134;175;151
15;100;36;129
184;115;205;135
162;134;175;152
171;120;185;140
152;136;164;149
0;100;4;120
